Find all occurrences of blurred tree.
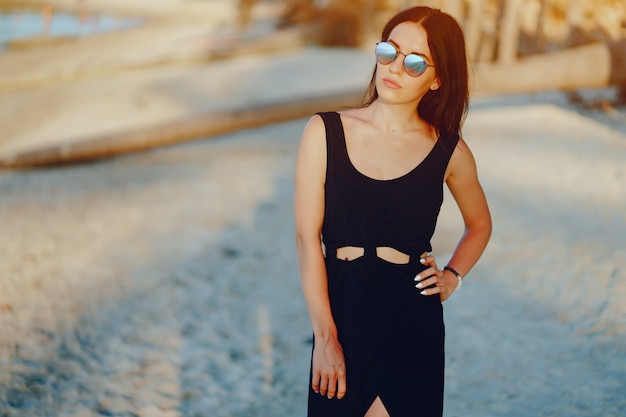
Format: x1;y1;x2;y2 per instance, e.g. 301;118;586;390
279;0;399;47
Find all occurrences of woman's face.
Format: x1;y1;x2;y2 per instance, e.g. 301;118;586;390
375;22;439;105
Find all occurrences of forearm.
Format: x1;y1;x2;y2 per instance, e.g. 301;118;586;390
446;219;492;277
296;238;337;339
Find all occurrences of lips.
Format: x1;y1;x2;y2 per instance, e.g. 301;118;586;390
382;77;401;89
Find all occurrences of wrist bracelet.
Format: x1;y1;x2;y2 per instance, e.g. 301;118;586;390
444;266;463;292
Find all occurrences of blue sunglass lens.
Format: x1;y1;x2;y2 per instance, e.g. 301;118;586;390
404;54;428;76
375;42;397;64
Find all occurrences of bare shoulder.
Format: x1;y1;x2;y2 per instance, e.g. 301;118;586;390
452;137;473;154
451;137;476;163
298;114;327;153
446;137;478;182
301;114;326;138
296;114;328;178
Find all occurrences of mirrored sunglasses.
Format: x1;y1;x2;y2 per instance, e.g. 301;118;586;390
375;41;434;77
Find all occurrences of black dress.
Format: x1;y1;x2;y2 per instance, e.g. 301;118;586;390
307;112;459;417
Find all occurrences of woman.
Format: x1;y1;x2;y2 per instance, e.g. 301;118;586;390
294;6;491;417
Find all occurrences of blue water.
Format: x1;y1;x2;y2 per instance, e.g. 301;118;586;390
0;9;142;51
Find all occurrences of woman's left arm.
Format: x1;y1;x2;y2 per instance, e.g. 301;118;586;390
419;138;492;301
443;138;492;297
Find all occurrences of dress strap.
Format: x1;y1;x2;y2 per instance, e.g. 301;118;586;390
440;133;461;167
316;111;348;185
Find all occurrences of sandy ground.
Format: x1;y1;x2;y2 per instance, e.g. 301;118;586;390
1;99;625;417
0;122;308;416
1;0;626;416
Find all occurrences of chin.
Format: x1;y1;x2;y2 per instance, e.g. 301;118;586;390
376;88;408;104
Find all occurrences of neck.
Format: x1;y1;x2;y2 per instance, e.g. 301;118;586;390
367;100;425;134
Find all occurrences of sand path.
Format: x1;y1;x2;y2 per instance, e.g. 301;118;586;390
1;96;625;416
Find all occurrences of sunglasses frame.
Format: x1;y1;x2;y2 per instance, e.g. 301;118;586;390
375;41;435;77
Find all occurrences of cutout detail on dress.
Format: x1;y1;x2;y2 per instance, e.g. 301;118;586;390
336;246;411;264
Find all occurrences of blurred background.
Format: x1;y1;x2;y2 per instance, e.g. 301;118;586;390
0;1;625;416
0;0;624;163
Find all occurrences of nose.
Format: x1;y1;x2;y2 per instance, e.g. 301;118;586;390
389;54;404;75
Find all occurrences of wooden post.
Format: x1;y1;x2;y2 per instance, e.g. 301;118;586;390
238;0;257;30
609;41;626;85
498;0;523;63
465;0;485;62
478;0;501;62
534;0;548;53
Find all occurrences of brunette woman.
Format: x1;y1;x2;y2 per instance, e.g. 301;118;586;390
294;6;492;417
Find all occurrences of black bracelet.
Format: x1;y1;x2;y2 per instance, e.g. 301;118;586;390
444;266;463;292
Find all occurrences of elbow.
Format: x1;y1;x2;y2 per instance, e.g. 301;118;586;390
295;229;319;257
295;228;325;268
294;227;307;251
466;213;492;243
477;215;493;245
295;233;305;256
479;214;493;238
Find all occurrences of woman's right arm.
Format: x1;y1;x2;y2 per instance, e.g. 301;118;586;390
294;115;346;400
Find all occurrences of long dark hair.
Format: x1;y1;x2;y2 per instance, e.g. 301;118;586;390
362;6;469;138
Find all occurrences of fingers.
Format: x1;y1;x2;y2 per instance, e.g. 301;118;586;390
337;371;347;399
312;370;321;394
311;342;346;400
414;265;444;296
318;373;329;397
419;254;438;270
326;377;337;399
313;368;346;399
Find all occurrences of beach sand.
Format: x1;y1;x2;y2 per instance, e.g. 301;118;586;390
1;1;625;416
1;98;625;416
